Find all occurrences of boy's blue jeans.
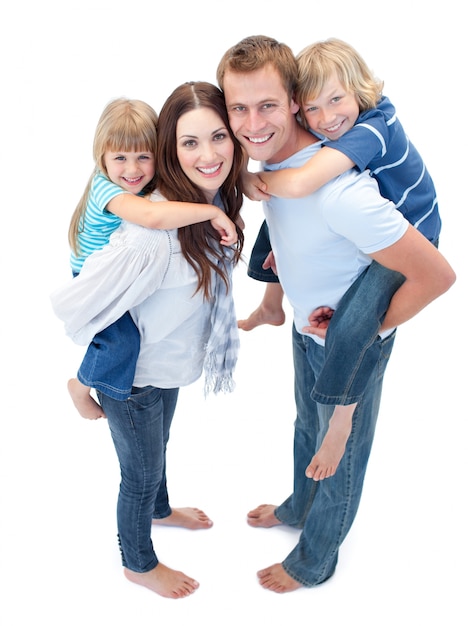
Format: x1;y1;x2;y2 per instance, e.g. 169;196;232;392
248;220;405;404
275;325;396;586
97;386;179;573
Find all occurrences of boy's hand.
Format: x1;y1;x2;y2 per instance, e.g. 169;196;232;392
242;171;271;201
302;306;335;339
210;214;238;246
262;251;278;275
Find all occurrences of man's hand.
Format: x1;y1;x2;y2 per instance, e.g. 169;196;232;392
262;251;278;275
302;306;335;339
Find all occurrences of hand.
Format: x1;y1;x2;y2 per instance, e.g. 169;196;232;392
242;171;271;201
302;305;335;339
262;251;278;275
210;213;238;246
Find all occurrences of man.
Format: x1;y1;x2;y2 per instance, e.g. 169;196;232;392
217;35;455;593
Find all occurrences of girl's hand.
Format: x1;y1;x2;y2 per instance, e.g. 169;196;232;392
302;306;335;339
242;171;271;201
210;213;238;246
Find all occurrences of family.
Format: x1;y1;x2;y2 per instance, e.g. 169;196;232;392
51;36;455;599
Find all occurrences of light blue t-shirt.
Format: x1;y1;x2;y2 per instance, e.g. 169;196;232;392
70;171;127;273
263;141;408;345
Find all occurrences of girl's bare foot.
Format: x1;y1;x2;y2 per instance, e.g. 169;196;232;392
238;306;285;331
67;378;106;420
305;403;356;480
247;504;282;528
152;507;213;530
124;563;199;598
257;563;303;593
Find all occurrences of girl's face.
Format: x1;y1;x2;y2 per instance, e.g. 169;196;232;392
301;72;360;141
103;150;155;194
176;107;234;202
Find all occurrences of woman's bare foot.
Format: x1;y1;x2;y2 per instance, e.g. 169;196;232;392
152;507;213;530
124;563;199;598
238;305;285;331
305;403;356;480
257;563;303;593
67;378;106;420
247;504;282;528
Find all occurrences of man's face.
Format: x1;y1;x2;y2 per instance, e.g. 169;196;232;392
222;64;299;164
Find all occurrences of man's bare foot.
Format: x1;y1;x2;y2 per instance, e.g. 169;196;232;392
305;403;356;481
124;563;199;598
152;507;213;530
67;378;106;420
247;504;282;528
257;563;303;593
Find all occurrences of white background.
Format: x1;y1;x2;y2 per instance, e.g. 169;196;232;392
1;2;467;624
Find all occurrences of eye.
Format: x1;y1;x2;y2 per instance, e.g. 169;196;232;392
138;154;152;161
183;139;197;148
213;132;227;142
231;105;246;113
331;96;342;104
115;155;126;161
306;106;318;113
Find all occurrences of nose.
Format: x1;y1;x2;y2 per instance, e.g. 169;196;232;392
199;141;217;162
320;108;336;127
245;109;265;133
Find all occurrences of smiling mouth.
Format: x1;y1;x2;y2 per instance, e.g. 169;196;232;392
123;176;144;184
198;163;222;175
247;133;273;144
324;120;344;133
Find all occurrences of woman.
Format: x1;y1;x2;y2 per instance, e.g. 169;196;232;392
51;82;245;598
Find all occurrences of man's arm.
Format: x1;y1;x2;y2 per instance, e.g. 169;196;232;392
370;224;455;332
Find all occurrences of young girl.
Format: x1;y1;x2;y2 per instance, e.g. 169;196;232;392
51;82;245;597
67;98;238;420
240;38;441;481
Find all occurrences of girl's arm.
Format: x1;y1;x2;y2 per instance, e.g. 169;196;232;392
107;194;238;246
258;146;355;199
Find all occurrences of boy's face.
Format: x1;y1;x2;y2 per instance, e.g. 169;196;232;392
222;64;300;164
301;72;360;141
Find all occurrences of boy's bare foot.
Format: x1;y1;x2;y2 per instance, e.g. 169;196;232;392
124;563;199;598
305;403;356;480
257;563;303;593
67;378;106;420
247;504;282;528
238;305;286;331
152;507;213;530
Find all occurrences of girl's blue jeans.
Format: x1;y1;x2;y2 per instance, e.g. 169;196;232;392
275;325;395;586
248;220;405;404
72;270;140;400
97;386;179;573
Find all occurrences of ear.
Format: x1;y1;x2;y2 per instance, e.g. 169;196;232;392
290;98;300;114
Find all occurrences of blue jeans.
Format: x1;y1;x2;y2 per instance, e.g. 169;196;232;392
275;325;395;586
248;221;404;404
77;312;140;400
97;386;179;573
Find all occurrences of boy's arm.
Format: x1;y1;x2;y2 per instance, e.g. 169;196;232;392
260;146;354;199
370;225;455;331
107;194;237;245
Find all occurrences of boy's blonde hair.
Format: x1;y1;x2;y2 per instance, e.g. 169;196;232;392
68;98;159;256
296;38;383;124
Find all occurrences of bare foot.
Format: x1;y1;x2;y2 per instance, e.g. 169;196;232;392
152;507;213;530
257;563;303;593
67;378;106;420
124;563;199;598
238;306;286;331
305;403;356;481
247;504;282;528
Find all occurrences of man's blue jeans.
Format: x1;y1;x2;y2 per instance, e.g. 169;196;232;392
97;386;179;573
275;325;395;586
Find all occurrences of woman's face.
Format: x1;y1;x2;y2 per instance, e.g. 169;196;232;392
176;107;234;202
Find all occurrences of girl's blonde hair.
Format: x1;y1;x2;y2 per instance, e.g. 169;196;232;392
296;38;384;127
68;98;159;256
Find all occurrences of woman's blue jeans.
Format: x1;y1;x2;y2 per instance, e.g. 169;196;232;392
97;386;179;573
248;220;405;404
275;326;395;586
